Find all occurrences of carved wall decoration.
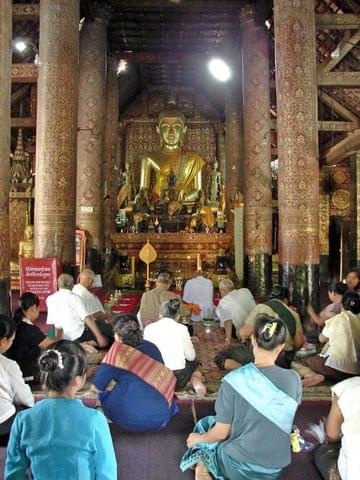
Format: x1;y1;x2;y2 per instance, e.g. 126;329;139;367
9;199;28;259
329;166;350;217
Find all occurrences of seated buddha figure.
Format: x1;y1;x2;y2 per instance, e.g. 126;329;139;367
140;99;205;203
19;224;34;259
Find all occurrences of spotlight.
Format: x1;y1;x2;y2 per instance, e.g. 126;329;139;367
117;59;128;75
208;58;231;82
15;40;27;53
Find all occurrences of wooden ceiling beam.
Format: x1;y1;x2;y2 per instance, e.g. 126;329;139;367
315;14;360;30
270;118;358;132
11;84;30;104
12;4;39;21
112;51;229;64
321;129;360;164
318;90;359;124
11;64;37;83
317;71;360;87
11;117;36;128
319;30;360;73
107;0;242;13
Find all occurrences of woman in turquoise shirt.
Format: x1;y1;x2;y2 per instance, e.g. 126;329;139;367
5;340;117;480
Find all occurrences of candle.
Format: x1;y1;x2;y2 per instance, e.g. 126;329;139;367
196;253;202;272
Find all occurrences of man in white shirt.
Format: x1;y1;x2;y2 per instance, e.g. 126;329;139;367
314;377;360;480
46;274;108;348
183;271;215;322
144;298;206;395
215;279;256;344
73;269;106;319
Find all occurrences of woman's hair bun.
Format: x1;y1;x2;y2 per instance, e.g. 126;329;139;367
169;298;181;311
38;350;60;372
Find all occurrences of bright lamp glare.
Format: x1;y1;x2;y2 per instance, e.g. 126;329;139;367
15;41;27;53
208;58;231;82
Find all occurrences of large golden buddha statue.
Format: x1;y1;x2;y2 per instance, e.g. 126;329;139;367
140;98;205;202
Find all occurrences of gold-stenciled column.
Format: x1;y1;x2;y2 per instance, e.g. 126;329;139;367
350;153;360;269
241;8;273;296
224;58;243;233
76;3;111;251
34;0;79;265
319;168;330;279
274;0;319;315
0;0;12;314
103;58;119;248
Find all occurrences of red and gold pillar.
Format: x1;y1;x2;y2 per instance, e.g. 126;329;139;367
242;10;272;296
34;0;79;265
274;0;319;314
76;5;111;251
103;58;119;248
0;0;11;314
225;59;243;232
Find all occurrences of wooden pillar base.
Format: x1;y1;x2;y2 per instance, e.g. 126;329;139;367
244;254;272;297
279;264;320;318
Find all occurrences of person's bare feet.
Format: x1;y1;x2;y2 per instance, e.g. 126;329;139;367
191;376;207;395
302;373;325;387
195;462;211;480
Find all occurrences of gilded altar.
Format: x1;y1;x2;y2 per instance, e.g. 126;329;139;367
111;232;232;278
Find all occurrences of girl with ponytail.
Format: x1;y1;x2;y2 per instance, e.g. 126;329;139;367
7;292;55;383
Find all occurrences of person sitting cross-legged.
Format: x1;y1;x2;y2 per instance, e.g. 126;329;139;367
46;273;111;348
300;290;360;388
180;315;302;480
144;298;206;395
313;376;360;480
215;285;304;371
91;313;178;432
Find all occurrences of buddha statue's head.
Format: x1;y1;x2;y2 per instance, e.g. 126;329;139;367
24;225;34;241
156;97;187;149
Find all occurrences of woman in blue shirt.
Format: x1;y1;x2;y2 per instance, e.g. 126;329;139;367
5;340;117;480
92;313;178;432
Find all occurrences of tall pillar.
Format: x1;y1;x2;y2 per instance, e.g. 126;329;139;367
76;4;111;251
34;0;79;265
319;168;330;280
241;10;272;296
0;0;12;315
103;58;119;248
215;123;226;185
274;0;319;314
350;153;360;269
225;62;243;232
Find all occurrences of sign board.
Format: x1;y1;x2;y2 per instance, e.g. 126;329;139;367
20;258;61;312
75;229;87;270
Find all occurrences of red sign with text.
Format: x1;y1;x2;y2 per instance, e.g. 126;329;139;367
20;258;61;312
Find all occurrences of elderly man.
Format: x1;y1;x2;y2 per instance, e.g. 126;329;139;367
46;274;109;348
139;271;187;328
183;271;214;322
73;269;107;320
215;279;256;345
215;284;304;371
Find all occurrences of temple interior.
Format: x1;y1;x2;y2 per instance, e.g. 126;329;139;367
1;0;360;479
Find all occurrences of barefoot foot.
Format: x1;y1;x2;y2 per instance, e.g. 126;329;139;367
191;376;207;395
195;462;211;480
302;373;325;387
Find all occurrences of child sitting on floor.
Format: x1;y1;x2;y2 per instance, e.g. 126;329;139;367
5;340;117;480
0;315;34;446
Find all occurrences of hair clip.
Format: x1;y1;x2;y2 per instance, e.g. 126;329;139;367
47;349;64;369
267;321;277;337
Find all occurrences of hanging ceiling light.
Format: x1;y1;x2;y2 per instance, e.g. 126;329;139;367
208;58;232;82
14;40;27;53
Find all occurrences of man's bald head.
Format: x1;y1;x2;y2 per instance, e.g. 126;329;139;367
79;269;95;289
58;273;74;290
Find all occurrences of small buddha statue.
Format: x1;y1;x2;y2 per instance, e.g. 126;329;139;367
139;96;205;202
19;224;34;259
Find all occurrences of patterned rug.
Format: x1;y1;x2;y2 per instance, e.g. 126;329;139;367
31;323;331;403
